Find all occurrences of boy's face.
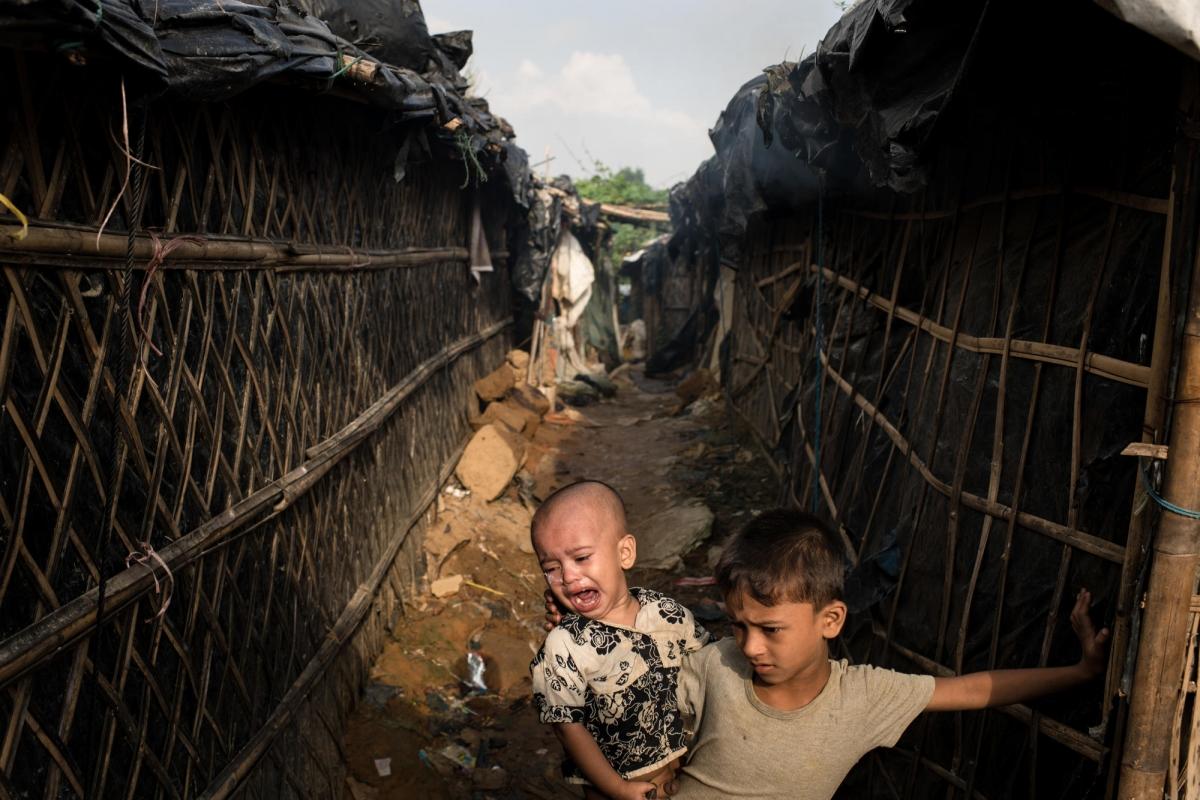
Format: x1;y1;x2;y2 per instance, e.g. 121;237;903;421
532;502;636;621
726;590;846;688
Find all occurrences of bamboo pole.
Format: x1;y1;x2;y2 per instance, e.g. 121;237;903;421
598;203;671;225
1103;122;1181;759
843;184;1169;222
1119;161;1200;797
811;263;1152;387
816;348;1126;563
0;221;469;271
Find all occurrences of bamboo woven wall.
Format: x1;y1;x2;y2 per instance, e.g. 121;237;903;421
723;49;1190;800
0;53;513;797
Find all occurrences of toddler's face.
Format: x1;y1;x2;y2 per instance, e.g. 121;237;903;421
533;506;635;622
726;590;845;689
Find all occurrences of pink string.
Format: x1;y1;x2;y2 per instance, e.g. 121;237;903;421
125;542;174;620
137;231;205;358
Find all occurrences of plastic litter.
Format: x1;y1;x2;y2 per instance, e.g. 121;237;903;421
438;743;476;770
464;650;488;693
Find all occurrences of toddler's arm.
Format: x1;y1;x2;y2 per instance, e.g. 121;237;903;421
554;722;659;800
926;589;1110;712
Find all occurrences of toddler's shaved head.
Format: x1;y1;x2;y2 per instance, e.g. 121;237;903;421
531;480;627;544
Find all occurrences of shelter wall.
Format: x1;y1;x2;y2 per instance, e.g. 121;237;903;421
722;24;1190;798
0;54;512;797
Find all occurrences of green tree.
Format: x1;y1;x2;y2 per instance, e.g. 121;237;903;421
576;163;668;206
575;163;669;267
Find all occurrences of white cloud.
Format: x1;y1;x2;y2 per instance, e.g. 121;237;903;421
516;59;543;80
488;51;709;170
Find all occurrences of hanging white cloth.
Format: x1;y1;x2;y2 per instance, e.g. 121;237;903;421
550;231;595;327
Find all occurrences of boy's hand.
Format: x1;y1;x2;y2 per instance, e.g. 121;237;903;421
1071;588;1111;679
543;589;566;631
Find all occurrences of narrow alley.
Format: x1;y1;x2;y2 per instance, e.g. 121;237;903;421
340;366;774;798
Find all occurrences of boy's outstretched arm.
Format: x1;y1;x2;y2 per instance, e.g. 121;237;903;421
553;722;659;800
926;589;1110;712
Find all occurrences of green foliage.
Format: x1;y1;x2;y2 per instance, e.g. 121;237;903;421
608;222;656;267
575;162;668;266
575;163;668;207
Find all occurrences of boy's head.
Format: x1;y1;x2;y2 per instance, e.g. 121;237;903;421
530;480;636;621
716;509;848;685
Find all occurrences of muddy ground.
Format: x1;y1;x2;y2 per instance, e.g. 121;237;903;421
340;369;776;799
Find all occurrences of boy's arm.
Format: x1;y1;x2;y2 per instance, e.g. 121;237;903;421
553;723;659;800
927;589;1110;712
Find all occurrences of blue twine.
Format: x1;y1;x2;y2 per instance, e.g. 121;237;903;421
812;180;825;513
1140;460;1200;520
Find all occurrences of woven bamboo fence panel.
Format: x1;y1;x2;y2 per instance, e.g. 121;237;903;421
723;76;1189;796
0;54;513;797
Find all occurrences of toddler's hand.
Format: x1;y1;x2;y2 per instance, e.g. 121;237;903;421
611;780;659;799
1070;589;1111;679
543;589;566;631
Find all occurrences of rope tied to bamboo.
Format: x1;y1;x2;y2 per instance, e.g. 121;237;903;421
1139;459;1200;520
328;53;365;81
124;543;174;619
0;192;29;239
97;83;151;631
137;231;206;357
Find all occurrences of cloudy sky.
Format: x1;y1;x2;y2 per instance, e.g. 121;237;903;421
422;1;844;189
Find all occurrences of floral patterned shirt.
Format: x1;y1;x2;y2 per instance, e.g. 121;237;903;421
530;587;713;784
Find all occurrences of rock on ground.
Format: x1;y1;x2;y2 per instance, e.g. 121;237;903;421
507;383;551;417
430;574;463;598
472;401;540;437
474;365;515;404
456;424;527;501
634;501;715;570
507;349;530;383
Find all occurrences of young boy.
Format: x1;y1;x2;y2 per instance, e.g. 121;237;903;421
529;480;712;800
668;508;1110;799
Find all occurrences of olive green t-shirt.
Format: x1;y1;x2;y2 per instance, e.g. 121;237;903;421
675;638;935;799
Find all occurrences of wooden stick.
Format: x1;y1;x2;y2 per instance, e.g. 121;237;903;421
0;320;510;688
1120;442;1170;460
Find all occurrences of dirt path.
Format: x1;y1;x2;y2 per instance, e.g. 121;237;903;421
340;369;776;799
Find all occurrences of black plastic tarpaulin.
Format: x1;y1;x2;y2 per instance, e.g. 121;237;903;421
0;0;511;152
